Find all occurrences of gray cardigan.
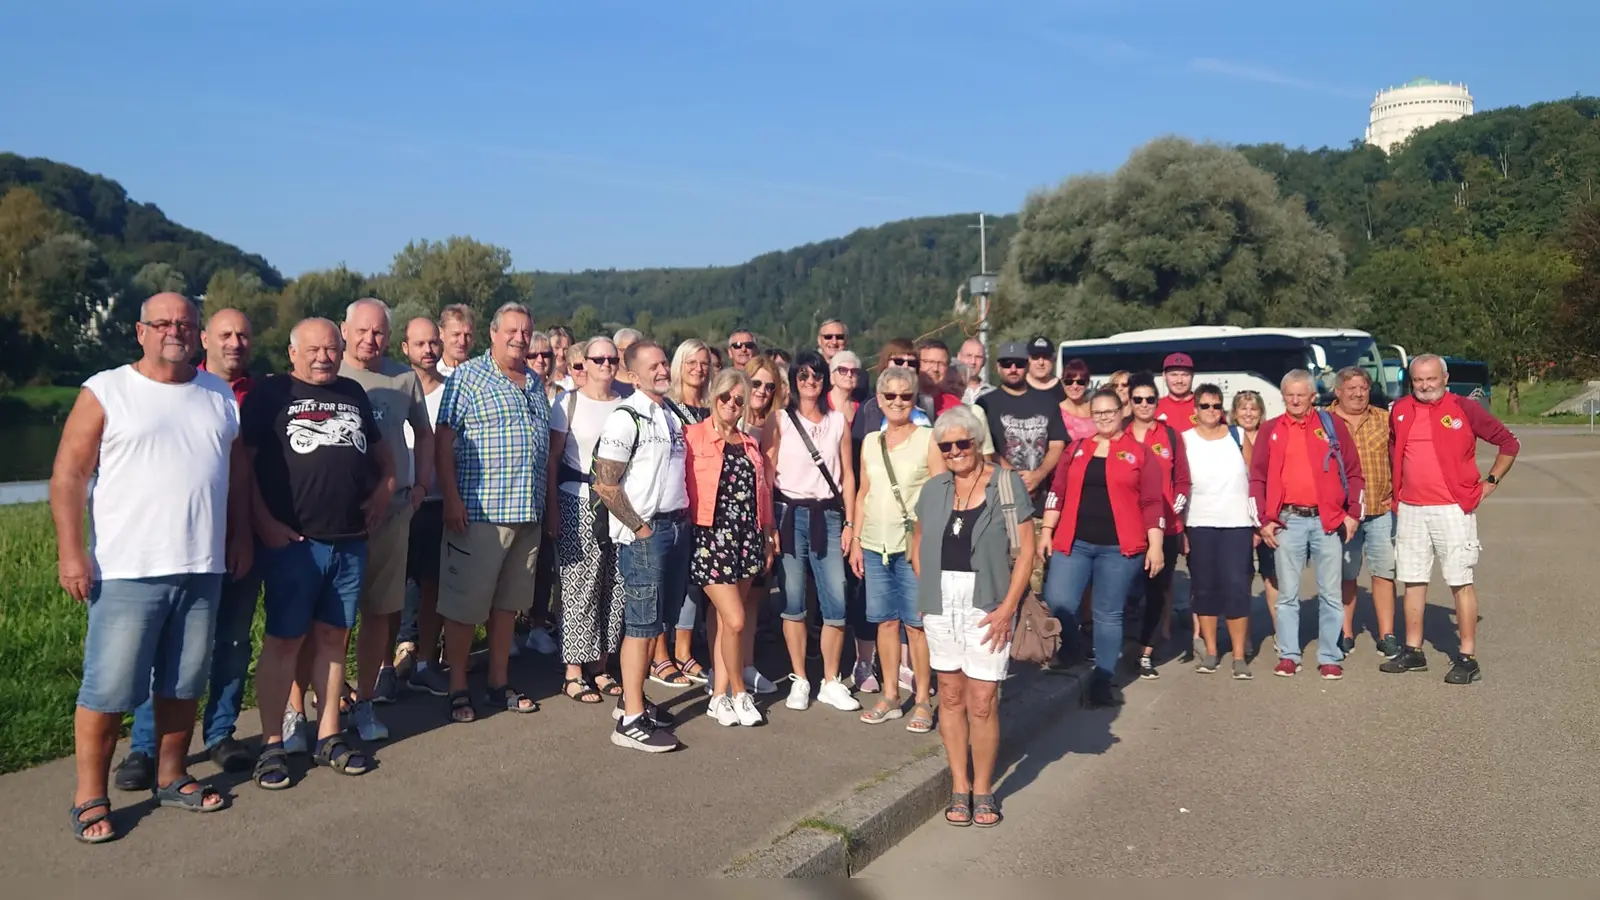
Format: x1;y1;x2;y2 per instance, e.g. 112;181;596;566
914;467;1032;615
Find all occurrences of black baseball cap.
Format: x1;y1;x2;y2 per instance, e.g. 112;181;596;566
1028;336;1054;358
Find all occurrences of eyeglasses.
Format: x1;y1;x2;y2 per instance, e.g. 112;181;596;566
717;392;746;408
1091;409;1122;419
888;357;920;369
997;359;1027;370
880;392;914;402
937;439;975;453
1196;402;1224;410
751;379;776;392
1130;395;1159;405
140;319;197;334
527;351;554;361
730;341;757;351
833;366;861;377
587;356;619;367
796;370;824;383
820;332;847;342
1064;377;1089;386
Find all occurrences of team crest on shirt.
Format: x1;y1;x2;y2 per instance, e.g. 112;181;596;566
1116;450;1137;464
1189;413;1198;424
1441;414;1464;430
1149;442;1171;459
1313;427;1328;441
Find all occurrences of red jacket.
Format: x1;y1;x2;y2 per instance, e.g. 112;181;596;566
1045;432;1165;556
1131;421;1191;535
1249;412;1365;534
1389;393;1520;514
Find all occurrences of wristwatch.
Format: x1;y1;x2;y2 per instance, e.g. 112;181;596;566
1484;474;1499;485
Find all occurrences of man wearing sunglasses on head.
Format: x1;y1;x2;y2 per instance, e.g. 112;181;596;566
817;319;850;364
1155;352;1198;433
977;341;1068;519
728;330;759;369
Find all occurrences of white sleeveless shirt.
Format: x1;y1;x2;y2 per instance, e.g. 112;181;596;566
84;365;239;579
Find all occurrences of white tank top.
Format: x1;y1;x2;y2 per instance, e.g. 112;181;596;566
1181;427;1253;528
84;365;240;579
775;408;845;500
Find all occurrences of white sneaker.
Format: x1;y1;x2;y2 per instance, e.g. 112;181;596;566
704;670;716;697
733;692;764;727
281;708;309;755
525;627;558;655
786;677;812;711
350;700;389;742
710;694;739;727
745;666;779;695
898;664;915;693
817;677;862;712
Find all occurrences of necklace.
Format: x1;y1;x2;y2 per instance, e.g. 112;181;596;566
950;464;986;535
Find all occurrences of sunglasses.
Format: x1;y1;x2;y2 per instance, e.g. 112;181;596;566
730;341;757;351
937;439;975;453
820;332;847;342
717;392;746;408
880;392;914;402
571;362;584;372
796;370;825;383
833;366;861;377
997;359;1027;370
1131;395;1158;405
1064;377;1089;386
587;356;619;367
888;357;920;369
751;379;776;392
1196;402;1224;410
527;351;554;360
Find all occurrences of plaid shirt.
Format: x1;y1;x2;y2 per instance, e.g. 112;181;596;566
437;353;551;524
1329;404;1391;516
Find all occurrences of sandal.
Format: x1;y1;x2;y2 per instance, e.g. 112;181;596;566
152;775;224;813
973;793;1002;827
313;734;369;776
70;797;116;844
944;792;973;827
563;676;604;704
252;744;292;791
905;703;935;734
649;659;691;688
592;673;624;697
448;689;477;724
676;657;709;685
859;699;904;725
485;684;539;713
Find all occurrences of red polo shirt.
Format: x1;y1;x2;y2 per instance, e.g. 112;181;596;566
1155;395;1196;433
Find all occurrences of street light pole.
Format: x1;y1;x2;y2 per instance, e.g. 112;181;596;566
968;213;996;385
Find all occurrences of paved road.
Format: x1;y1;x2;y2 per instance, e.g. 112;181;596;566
862;433;1600;878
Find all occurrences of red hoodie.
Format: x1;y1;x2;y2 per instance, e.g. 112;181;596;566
1249;411;1365;534
1045;432;1165;556
1130;421;1191;535
1389;392;1520;514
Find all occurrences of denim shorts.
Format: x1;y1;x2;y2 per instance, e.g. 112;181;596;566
261;538;367;639
1342;512;1397;582
78;573;223;713
619;513;691;640
780;506;848;626
863;548;921;627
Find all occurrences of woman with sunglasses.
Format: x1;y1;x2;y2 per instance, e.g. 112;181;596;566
1108;370;1132;418
830;349;882;691
828;351;865;424
1058;358;1098;442
1125;373;1191;679
520;331;563;657
1230;389;1276;647
527;331;561;401
562;340;589;392
546;337;626;704
1040;388;1166;708
912;406;1033;827
686;368;778;727
772;350;861;713
850;366;945;730
657;339;715;688
734;354;787;679
1182;384;1256;679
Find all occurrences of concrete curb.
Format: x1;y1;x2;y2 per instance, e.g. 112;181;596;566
718;664;1092;877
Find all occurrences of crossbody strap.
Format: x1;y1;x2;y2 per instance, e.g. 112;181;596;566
786;408;842;501
877;431;914;536
994;465;1020;561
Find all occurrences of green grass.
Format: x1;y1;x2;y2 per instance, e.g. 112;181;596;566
0;386;80;423
1489;379;1593;424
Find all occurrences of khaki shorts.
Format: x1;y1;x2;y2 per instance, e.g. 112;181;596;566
359;497;414;617
437;521;540;626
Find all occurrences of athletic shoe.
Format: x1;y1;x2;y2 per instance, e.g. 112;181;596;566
1318;664;1344;681
746;666;780;695
786;676;812;711
393;641;417;679
1374;634;1402;659
1273;659;1302;678
1379;647;1428;674
709;694;739;727
373;666;400;705
611;697;677;729
1195;654;1219;674
1338;634;1357;657
1444;654;1482;685
282;708;310;755
407;662;451;697
1138;655;1160;679
818;677;862;711
733;692;765;726
1232;660;1253;680
612;715;679;753
899;664;915;693
112;750;154;792
852;660;880;693
525;627;558;655
350;700;390;742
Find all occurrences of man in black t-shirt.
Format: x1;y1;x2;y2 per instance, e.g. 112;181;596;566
978;341;1067;517
239;317;394;787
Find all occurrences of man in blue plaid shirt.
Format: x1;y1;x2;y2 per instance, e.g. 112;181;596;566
433;301;550;722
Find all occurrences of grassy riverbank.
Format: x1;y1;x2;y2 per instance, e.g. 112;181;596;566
0;386;79;423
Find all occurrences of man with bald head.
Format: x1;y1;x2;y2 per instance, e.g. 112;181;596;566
241;316;393;787
959;338;991;403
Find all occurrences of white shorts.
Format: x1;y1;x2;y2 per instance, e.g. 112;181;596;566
1395;502;1480;587
923;571;1012;682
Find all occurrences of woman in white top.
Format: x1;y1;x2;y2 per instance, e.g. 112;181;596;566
849;366;945;730
771;350;860;714
546;337;626;702
1230;389;1276;645
1181;383;1257;680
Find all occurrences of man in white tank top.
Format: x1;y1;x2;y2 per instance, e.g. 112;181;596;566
52;292;247;841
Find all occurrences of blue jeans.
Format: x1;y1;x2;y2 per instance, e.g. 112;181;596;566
78;573;223;714
1044;541;1144;683
863;549;921;626
1273;515;1344;665
129;567;261;754
780;507;848;626
620;513;691;640
260;539;366;639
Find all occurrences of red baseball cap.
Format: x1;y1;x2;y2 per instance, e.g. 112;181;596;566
1163;352;1194;371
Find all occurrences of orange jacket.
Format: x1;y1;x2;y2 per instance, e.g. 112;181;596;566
685;418;775;531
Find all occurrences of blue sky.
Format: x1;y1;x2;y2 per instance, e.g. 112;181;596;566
1;0;1594;278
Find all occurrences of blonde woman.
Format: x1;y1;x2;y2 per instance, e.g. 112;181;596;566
1107;370;1132;418
1230;389;1275;649
660;339;714;685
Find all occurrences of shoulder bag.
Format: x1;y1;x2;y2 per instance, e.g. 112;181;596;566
996;468;1062;665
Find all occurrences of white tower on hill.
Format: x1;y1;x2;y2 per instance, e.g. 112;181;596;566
1365;77;1474;153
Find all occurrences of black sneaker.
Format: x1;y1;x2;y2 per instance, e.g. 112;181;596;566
1444;654;1482;685
612;697;677;729
1087;680;1125;708
1378;646;1428;674
611;714;680;753
208;737;254;773
1137;656;1160;680
1338;634;1357;657
112;750;154;792
1374;634;1402;659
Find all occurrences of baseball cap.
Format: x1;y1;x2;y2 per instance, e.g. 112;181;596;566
1163;352;1194;371
997;341;1029;361
1028;336;1054;357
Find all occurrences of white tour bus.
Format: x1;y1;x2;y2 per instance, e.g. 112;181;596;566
1055;326;1406;419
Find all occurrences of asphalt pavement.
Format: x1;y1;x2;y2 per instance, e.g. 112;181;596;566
861;433;1600;878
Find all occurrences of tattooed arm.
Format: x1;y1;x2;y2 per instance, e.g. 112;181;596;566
592;458;651;539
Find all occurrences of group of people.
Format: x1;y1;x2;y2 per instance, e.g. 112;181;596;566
53;292;1520;842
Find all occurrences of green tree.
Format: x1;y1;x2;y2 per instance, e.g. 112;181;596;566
131;261;187;297
1554;201;1600;371
569;304;600;339
0;187;61;336
1444;238;1577;413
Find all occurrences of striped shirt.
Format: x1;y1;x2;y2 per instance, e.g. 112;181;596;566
437;353;551;524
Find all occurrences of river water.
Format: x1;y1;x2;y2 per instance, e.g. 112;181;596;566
1;422;62;484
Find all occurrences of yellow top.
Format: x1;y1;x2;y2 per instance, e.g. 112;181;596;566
859;425;933;555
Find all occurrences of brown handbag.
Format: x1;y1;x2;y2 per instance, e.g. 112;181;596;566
996;469;1062;664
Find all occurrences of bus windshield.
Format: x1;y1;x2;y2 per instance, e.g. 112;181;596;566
1316;336;1384;382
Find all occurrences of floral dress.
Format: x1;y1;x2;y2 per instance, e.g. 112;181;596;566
691;441;765;586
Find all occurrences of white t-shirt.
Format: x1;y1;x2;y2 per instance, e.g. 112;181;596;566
403;381;445;499
84;365;240;579
596;392;688;545
1182;427;1254;528
550;389;623;499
